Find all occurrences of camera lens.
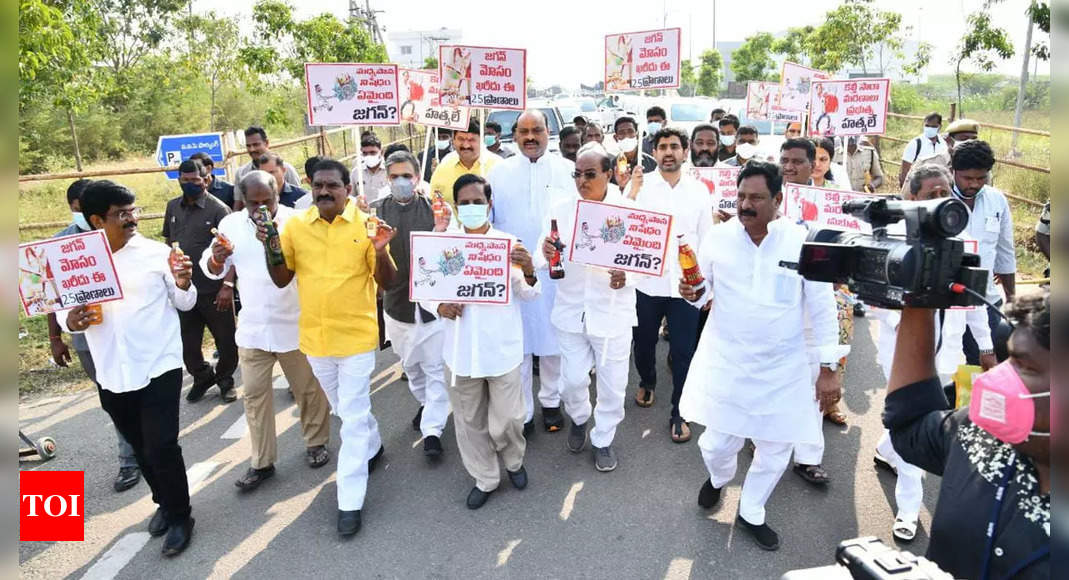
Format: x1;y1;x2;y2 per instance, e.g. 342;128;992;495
934;199;969;237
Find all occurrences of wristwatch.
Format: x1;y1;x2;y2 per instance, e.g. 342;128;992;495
222;281;236;289
820;362;840;372
979;348;995;356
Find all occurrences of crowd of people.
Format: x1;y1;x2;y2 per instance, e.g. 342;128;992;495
49;110;1049;578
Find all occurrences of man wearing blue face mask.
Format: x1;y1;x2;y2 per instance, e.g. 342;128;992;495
163;158;237;404
898;112;947;187
484;121;513;159
47;179;142;493
371;151;452;460
643;106;666;158
884;291;1050;579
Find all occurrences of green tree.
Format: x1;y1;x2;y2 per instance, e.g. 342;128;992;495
805;0;903;75
696;49;722;96
423;56;438;70
177;14;243;130
730;32;775;83
241;0;387;80
92;0;187;81
952;11;1014;116
901;41;933;81
771;26;814;65
679;59;696;97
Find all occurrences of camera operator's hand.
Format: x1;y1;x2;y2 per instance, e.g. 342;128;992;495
888;307;938;395
815;368;842;413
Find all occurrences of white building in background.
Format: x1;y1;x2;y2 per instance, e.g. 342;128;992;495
387;28;463;68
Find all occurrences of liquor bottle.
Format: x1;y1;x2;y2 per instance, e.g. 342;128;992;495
210;227;233;251
169;241;185;270
432;189;446;221
678;234;705;287
616;154;629;177
365;207;379;238
548;219;565;280
257;205;285;266
85;303;103;325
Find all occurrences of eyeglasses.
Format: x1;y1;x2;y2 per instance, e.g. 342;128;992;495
107;207;143;221
572;170;601;181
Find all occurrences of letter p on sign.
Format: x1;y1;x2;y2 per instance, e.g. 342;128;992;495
20;471;84;541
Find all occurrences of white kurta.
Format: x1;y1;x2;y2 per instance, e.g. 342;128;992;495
679;218;839;445
488;153;577;356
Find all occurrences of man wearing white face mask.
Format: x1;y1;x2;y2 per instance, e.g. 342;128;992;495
716;115;740;163
610;116;656;193
371;151;452;459
715;125;765;167
354;132;389;204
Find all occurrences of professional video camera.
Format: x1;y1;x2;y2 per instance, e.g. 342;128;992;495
794;197;989;309
781;537;953;580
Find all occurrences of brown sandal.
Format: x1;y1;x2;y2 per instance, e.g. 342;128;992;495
670;417;691;443
823;403;848;426
635;387;655;408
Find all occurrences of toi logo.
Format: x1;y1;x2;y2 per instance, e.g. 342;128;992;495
20;471;84;541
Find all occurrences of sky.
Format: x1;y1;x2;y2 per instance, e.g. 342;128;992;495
197;0;1048;88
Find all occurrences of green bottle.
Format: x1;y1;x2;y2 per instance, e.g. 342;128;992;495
258;205;285;266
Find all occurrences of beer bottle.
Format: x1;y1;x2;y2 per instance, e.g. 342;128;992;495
365;207;379;238
210;227;233;251
432;189;446;221
678;234;705;287
548;219;565;280
257;205;286;266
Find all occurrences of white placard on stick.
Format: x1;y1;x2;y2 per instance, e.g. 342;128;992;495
19;230;124;317
778;62;832;112
746;81;804;123
604;28;681;92
782;184;882;233
438;45;526;110
808;78;891;137
305;63;400;126
409;233;513;304
567;200;673;276
687;166;741;214
398;68;472;131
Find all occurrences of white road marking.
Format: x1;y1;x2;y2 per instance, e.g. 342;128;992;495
186;461;220;494
559;481;584;521
663;557;694;580
495;539;523;567
272;374;289;390
78;532;151;580
642;429;651;439
220;414;248;440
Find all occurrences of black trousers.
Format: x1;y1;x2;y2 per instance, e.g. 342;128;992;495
632;292;700;419
98;368;191;524
178;292;238;384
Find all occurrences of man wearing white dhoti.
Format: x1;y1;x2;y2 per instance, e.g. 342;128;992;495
678;161;841;551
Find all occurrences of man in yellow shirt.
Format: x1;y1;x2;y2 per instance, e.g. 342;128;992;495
257;158;397;538
429;118;500;205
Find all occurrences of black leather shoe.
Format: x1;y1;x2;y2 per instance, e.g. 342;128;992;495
698;478;722;509
736;515;780;551
113;466;141;492
218;379;237;403
368;446;385;473
148;508;169;537
235;465;275;492
161;517;194;557
337;510;361;537
186;372;216;402
466;486;493;509
411;406;424;431
523;420;534;436
507;465;528;490
423;435;443;459
542;407;564;432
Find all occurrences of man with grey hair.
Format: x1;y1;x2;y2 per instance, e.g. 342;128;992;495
371;151;452;458
200;170;332;491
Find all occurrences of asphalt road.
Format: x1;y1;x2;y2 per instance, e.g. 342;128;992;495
18;316;942;579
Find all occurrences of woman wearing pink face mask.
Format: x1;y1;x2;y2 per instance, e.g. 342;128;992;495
884;291;1050;579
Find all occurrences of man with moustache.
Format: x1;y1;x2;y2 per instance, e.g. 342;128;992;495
489;109;576;434
678;162;840;551
60;180;199;556
689;124;720;167
631;127;714;443
559;126;582;163
430;119;499;206
257;158;398;537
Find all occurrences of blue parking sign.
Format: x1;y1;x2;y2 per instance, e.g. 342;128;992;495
155;133;227;179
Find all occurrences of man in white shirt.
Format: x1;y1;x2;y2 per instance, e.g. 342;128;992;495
428;174;540;510
61;180;198;557
200;171;332;491
233;126;302;211
489;109;576;434
632;127;714;443
678;162;841;551
950;140;1016;365
535;144;636;472
898;112;947;187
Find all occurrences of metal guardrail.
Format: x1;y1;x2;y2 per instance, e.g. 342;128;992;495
878;135;1049;174
887;112;1050;137
877;158;1045;208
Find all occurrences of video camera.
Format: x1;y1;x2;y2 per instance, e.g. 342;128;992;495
781;537;953;580
795;197;989;309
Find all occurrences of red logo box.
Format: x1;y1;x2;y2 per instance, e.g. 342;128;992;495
20;471;84;541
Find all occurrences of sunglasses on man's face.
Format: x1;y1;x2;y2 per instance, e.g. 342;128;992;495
572;170;602;181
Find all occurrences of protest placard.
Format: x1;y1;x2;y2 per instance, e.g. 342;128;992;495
604;28;681;91
746;82;803;123
782;184;881;233
687;166;740;214
808;78;890;137
567;200;673;276
778;62;832;112
305;63;400;126
398;68;472;131
438;45;526;110
409;233;513;304
18;230;123;317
